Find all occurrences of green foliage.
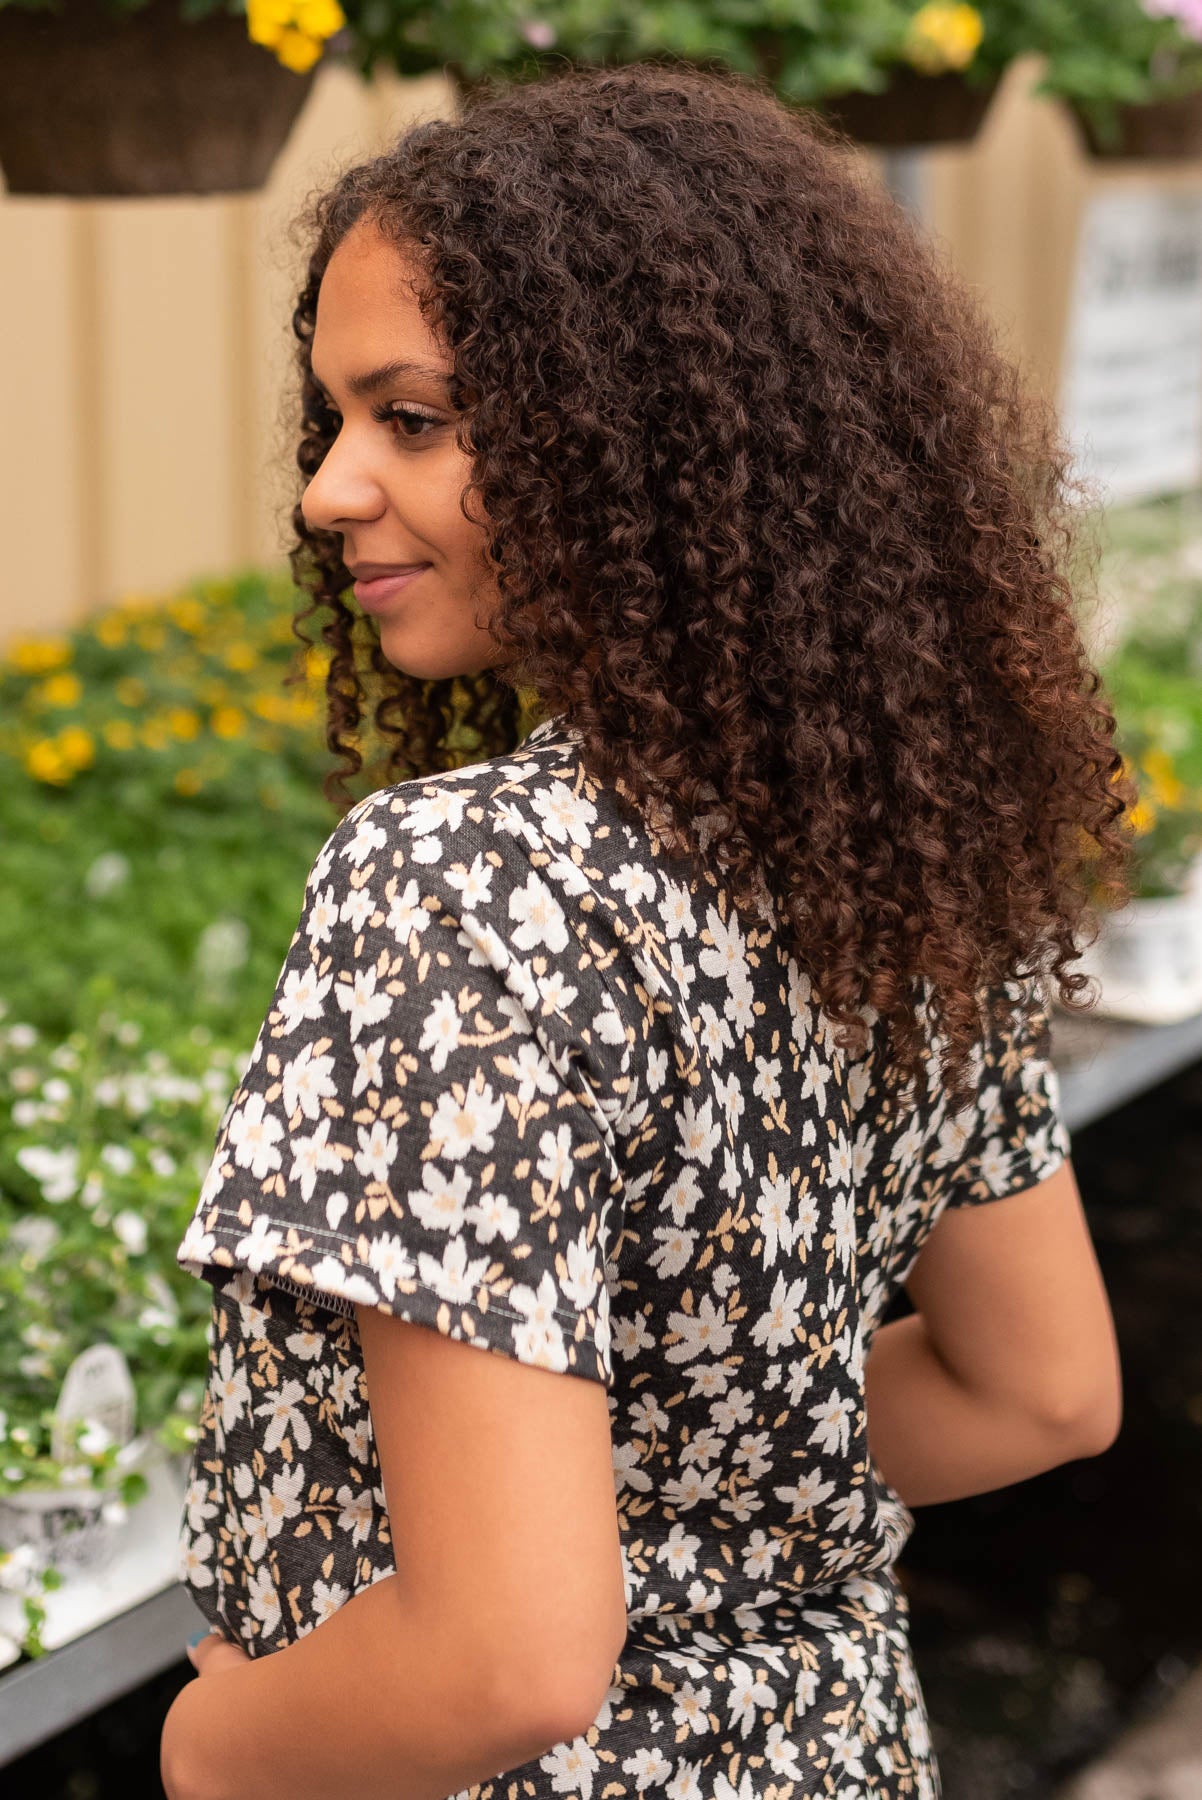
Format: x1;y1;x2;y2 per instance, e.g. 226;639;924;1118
1098;494;1202;899
3;0;1201;135
0;569;348;1504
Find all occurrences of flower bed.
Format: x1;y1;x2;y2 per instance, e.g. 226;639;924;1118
0;570;349;1654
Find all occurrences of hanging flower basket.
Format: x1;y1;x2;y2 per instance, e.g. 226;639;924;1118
1066;89;1202;160
818;67;1002;148
0;0;317;197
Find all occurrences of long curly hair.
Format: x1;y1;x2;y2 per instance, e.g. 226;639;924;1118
283;56;1131;1108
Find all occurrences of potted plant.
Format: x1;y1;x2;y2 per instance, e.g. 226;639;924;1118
436;0;1006;144
0;0;334;197
1028;0;1202;159
818;3;1003;148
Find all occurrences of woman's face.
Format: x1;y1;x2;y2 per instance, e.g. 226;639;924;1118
301;218;504;680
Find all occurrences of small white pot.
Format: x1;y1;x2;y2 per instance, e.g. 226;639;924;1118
1079;885;1202;1022
0;1482;117;1576
0;1434;153;1578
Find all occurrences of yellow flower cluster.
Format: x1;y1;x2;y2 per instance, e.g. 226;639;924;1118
25;727;95;786
903;2;984;74
1124;746;1192;834
246;0;345;74
3;576;331;791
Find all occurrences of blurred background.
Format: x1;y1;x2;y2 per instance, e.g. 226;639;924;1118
2;3;1202;1795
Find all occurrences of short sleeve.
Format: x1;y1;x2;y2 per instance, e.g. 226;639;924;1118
175;786;632;1390
932;974;1071;1209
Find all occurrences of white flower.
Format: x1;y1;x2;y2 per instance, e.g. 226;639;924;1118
83;851;131;898
113;1209;149;1256
15;1144;79;1203
194;917;250;982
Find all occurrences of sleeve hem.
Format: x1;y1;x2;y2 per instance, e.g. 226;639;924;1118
190;1215;602;1331
943;1140;1069;1210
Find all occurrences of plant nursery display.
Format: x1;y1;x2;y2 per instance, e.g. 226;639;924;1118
1075;496;1202;1020
0;569;534;1661
0;572;337;1657
0;0;324;197
5;0;1202;192
1015;0;1202;157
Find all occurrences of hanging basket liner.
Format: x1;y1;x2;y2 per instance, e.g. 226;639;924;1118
1068;91;1202;161
819;66;1001;148
0;0;317;197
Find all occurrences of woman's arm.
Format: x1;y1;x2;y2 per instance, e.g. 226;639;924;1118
160;1569;566;1800
865;1159;1123;1507
162;1302;627;1800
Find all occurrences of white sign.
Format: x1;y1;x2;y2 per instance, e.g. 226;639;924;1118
50;1343;136;1467
1060;187;1202;504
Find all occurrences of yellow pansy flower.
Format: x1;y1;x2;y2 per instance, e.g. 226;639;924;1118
94;614;128;648
1128;797;1157;835
210;705;245;739
1141;746;1186;810
904;2;984;73
167;707;203;740
275;29;325;72
224;641;258;672
295;0;345;34
24;739;72;784
246;0;342;71
103;720;137;751
9;636;72;675
40;672;83;708
167;598;207;635
252;691;291;722
58;725;95;769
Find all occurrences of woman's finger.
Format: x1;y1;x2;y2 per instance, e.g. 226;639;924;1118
187;1631;252;1676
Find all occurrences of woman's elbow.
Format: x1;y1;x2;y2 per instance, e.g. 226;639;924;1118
1037;1375;1123;1458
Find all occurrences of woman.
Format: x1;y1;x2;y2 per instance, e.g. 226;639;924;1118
161;59;1127;1800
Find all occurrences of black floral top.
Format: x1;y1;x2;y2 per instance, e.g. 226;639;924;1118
175;714;1070;1800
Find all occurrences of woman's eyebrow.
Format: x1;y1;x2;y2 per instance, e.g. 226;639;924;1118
310;357;452;399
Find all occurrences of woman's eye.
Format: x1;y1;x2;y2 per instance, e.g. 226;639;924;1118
370;403;441;441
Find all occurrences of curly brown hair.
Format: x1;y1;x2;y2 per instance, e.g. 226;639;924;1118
282;56;1132;1109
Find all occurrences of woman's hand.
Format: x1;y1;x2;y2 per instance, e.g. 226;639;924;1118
186;1629;252;1678
161;1630;254;1800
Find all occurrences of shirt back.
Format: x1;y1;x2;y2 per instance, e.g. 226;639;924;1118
175;711;1070;1796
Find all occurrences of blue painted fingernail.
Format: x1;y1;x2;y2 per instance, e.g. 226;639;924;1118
187;1626;211;1647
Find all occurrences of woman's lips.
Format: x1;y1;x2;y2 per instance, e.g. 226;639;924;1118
352;566;430;610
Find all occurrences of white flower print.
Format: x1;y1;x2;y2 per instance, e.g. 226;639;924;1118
334;964;394;1043
281;1041;339;1122
416;1234;492;1304
227;1091;285;1179
363;1232;419;1300
287;1115;346;1202
351;1034;386;1098
254;1378;311;1454
354;1117;399;1182
413;990;468;1075
428;1072;506;1161
276;963;333;1033
175;729;1064;1798
508;868;571;955
246;1564;281;1637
